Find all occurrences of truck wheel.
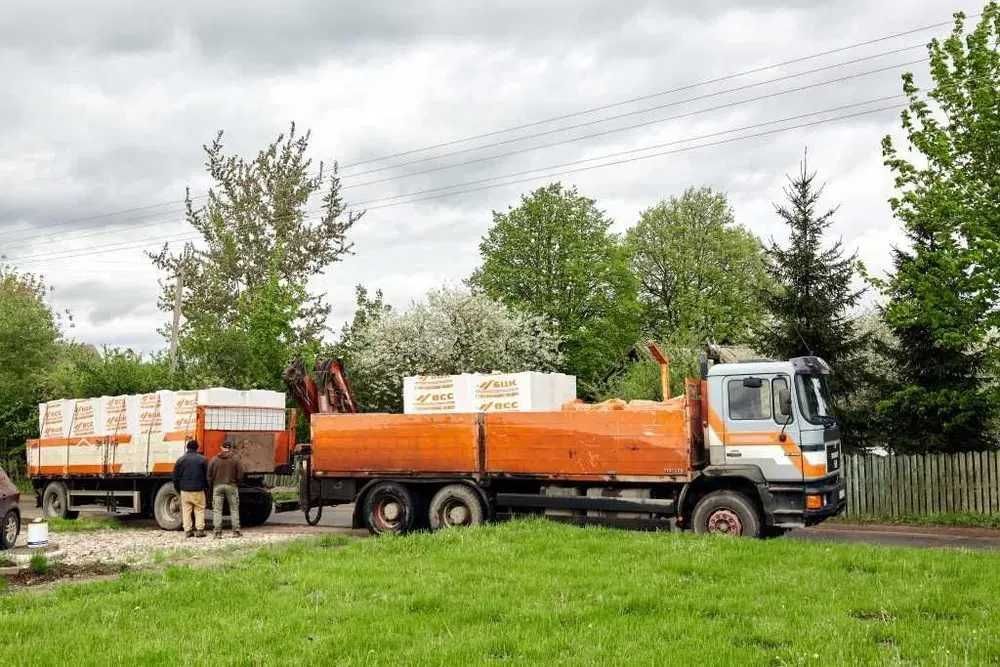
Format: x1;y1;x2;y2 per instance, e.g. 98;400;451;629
42;481;79;520
692;490;762;538
239;489;273;527
428;484;484;530
1;509;19;549
363;482;416;536
153;483;183;531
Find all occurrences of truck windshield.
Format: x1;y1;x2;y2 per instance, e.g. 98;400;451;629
795;374;835;425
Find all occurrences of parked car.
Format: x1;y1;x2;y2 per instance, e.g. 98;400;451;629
0;465;21;549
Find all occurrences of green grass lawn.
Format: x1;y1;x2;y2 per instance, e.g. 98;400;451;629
45;515;126;533
2;520;999;665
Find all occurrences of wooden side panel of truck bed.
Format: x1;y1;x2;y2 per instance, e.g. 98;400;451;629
310;413;479;475
484;409;694;481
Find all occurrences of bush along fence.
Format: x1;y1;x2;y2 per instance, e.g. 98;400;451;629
842;451;1000;518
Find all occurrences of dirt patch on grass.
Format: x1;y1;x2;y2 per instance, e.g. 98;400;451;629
3;562;127;589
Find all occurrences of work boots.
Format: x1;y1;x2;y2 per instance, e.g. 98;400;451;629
232;530;242;538
185;531;194;538
195;530;206;538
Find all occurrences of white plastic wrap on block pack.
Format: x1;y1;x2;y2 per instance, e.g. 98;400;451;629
39;399;74;439
403;372;576;414
199;388;286;430
37;388;287;439
403;375;474;414
471;372;576;412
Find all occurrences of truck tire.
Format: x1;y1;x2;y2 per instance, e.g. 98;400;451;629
239;489;273;527
42;481;79;520
363;482;416;536
692;490;762;538
153;483;183;531
428;484;484;530
1;509;19;549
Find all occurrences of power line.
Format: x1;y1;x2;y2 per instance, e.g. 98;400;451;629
4;52;927;250
342;56;926;190
334;17;962;170
3;16;961;240
342;47;927;180
6;99;903;267
6;231;200;265
350;96;905;208
12;94;903;262
360;103;903;212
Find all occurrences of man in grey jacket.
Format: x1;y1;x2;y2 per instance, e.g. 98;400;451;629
208;440;245;538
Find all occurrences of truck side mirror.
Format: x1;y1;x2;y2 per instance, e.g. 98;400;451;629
777;387;792;420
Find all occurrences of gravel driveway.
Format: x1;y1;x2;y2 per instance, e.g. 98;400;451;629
47;527;345;567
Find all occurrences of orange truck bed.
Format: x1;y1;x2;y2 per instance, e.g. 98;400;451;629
310;388;704;483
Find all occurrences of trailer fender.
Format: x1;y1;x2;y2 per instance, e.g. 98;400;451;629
678;466;768;527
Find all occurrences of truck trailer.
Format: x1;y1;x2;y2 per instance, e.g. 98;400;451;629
26;388;295;530
294;351;846;537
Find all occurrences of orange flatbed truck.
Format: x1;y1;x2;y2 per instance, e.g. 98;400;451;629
294;353;846;537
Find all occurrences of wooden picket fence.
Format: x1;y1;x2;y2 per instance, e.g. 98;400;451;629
842;451;1000;517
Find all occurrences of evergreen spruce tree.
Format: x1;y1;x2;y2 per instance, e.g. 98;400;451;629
757;155;869;447
876;7;998;453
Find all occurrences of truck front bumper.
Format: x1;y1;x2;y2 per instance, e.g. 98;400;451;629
761;474;846;528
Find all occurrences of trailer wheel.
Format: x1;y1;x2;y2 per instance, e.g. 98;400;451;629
1;509;19;549
428;484;484;530
692;490;761;538
363;482;416;536
239;489;273;527
42;482;79;520
153;483;183;531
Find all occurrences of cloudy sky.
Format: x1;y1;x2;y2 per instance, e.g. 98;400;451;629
0;1;983;352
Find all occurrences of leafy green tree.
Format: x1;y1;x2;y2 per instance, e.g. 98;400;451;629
600;345;701;402
469;183;640;392
626;187;769;346
344;287;562;412
876;6;999;452
0;268;62;473
755;157;870;447
46;344;180;398
151;124;361;388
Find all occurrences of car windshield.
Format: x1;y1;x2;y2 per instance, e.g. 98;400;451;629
795;373;835;425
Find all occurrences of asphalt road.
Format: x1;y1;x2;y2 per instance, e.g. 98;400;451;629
787;522;1000;551
21;497;1000;550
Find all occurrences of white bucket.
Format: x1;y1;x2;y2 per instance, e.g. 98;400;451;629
27;519;49;549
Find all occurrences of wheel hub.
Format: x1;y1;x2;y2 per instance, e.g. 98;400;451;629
3;515;16;543
707;508;742;535
382;501;400;522
446;504;469;525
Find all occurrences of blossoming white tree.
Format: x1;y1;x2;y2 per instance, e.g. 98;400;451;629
343;287;562;412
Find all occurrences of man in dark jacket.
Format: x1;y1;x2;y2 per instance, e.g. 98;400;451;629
173;439;208;538
208;440;245;538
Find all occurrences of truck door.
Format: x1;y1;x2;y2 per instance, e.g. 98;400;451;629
722;374;802;482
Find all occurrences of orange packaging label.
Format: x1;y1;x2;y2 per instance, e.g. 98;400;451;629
175;391;198;431
105;396;128;433
139;393;162;432
41;401;64;438
70;400;96;437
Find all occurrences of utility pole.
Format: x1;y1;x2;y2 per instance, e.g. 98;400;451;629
168;248;189;373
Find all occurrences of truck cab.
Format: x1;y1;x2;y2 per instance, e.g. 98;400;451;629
702;355;845;530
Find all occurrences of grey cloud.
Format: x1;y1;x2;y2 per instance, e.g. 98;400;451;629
0;0;978;352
